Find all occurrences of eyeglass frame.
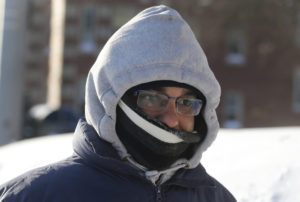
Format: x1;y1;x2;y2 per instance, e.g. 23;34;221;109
133;89;203;116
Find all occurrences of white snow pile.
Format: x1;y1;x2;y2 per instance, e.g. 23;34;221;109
0;134;73;184
0;127;299;202
202;127;300;202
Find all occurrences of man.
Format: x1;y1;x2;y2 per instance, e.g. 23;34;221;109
0;5;236;201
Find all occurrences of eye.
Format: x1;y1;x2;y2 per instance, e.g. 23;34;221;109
182;99;193;107
160;99;168;107
140;94;156;101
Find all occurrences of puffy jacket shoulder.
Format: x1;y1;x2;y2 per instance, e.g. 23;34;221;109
165;164;236;202
211;177;236;202
0;156;84;202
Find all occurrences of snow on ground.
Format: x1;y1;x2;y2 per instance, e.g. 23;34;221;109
0;127;299;202
202;127;300;202
0;134;73;184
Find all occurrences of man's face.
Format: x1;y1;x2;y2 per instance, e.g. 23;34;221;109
139;87;195;132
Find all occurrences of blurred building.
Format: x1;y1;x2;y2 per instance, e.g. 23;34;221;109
176;0;300;128
22;0;300;132
24;0;50;107
24;0;160;114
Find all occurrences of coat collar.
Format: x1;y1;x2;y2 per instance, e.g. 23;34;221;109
73;118;216;188
73;119;139;176
167;164;216;188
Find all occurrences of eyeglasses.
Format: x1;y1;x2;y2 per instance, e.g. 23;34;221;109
134;90;203;116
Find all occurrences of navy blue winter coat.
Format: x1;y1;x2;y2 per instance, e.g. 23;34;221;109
0;119;236;202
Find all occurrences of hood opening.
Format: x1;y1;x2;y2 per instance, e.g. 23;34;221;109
115;81;207;170
122;80;208;137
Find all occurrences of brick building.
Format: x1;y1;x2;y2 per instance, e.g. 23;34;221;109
24;0;50;107
23;0;300;129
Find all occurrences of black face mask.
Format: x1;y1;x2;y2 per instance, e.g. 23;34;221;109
115;81;207;170
116;105;194;170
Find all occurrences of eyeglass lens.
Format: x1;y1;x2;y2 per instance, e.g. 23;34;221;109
136;91;202;116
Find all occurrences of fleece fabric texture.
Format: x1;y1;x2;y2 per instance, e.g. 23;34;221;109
85;5;221;175
0;119;236;202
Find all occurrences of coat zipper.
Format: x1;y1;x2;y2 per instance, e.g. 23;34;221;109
156;185;162;202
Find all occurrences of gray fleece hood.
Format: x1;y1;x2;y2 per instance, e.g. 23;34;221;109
85;5;221;173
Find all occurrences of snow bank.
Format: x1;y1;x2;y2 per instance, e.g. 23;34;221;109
0;127;300;201
202;127;300;202
0;134;73;184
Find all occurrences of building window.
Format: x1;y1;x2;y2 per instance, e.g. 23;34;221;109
197;0;213;7
112;5;137;28
98;4;112;20
63;64;77;79
225;29;247;66
80;7;97;53
62;84;75;100
138;0;158;4
292;68;300;112
223;91;244;128
66;4;78;18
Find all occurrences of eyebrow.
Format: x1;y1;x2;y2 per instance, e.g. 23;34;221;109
183;90;196;96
